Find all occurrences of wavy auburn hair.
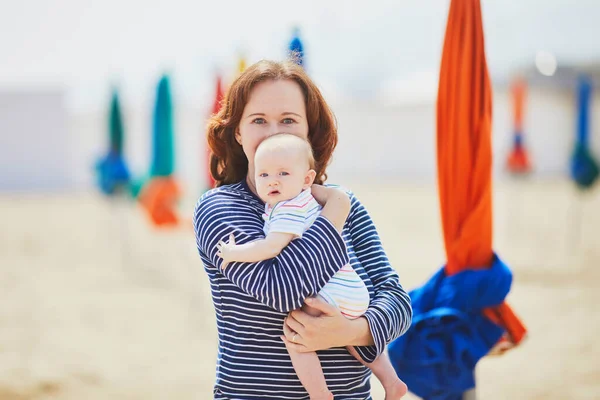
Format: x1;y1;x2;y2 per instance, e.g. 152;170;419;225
206;60;338;186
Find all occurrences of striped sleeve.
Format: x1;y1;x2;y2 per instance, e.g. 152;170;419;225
347;193;413;363
194;190;349;313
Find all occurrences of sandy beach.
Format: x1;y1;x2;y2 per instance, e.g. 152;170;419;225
1;179;599;399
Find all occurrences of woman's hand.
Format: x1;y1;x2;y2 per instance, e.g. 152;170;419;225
281;297;374;353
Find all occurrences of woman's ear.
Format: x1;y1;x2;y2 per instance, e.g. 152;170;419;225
235;130;242;145
303;169;317;189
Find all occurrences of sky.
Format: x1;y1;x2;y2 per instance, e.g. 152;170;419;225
1;0;599;111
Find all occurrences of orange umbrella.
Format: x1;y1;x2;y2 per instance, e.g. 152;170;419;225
138;176;181;226
506;77;532;174
388;1;526;397
437;0;526;351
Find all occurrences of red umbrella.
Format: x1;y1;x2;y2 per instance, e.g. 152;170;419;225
205;73;224;190
437;0;526;353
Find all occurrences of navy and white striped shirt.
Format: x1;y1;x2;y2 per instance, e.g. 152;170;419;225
193;180;412;399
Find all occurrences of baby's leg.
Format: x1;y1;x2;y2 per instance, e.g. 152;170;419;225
285;303;332;400
347;346;407;400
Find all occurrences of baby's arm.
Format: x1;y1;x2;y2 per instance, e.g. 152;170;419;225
217;232;295;269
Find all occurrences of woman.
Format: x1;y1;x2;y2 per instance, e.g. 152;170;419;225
194;59;412;399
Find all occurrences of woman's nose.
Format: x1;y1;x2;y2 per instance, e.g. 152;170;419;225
266;123;283;138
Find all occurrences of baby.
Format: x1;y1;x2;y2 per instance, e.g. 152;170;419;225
217;133;407;400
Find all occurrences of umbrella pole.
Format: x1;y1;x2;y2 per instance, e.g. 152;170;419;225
568;190;584;256
116;194;132;271
506;177;526;247
462;389;477;400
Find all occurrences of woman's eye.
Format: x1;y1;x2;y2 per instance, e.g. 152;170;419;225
282;118;295;124
252;118;267;124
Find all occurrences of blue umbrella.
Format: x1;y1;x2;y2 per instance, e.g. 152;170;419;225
95;88;130;195
570;75;599;189
388;257;513;400
288;26;304;67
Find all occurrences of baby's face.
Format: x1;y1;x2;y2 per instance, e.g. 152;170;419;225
255;148;311;206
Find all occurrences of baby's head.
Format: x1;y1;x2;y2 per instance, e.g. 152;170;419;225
254;133;316;206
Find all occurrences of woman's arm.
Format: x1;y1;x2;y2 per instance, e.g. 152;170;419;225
283;192;412;362
218;186;350;267
282;297;375;351
194;190;349;313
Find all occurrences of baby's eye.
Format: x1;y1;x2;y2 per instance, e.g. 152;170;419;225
281;118;295;124
252;118;267;124
279;171;289;176
259;173;268;178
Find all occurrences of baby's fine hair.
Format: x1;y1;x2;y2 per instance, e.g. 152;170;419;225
255;133;316;170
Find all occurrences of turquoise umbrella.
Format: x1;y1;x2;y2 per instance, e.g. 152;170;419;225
151;74;175;177
136;73;182;227
130;74;175;198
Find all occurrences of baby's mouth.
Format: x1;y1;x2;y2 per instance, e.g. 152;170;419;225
268;190;280;196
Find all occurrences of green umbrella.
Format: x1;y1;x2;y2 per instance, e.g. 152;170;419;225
109;88;125;154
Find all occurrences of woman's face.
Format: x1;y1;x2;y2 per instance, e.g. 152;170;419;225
236;79;309;176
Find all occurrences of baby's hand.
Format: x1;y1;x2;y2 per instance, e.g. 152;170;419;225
311;185;349;207
310;184;332;205
216;233;236;270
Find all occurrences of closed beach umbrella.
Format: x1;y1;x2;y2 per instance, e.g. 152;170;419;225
204;73;225;190
388;1;527;398
95;88;130;195
506;78;532;174
139;74;181;226
150;75;174;177
570;75;599;189
288;26;304;67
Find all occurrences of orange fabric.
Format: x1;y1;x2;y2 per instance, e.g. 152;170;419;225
507;147;531;173
437;0;526;348
512;78;525;132
138;177;181;226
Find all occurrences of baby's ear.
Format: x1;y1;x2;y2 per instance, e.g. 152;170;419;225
303;169;317;189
